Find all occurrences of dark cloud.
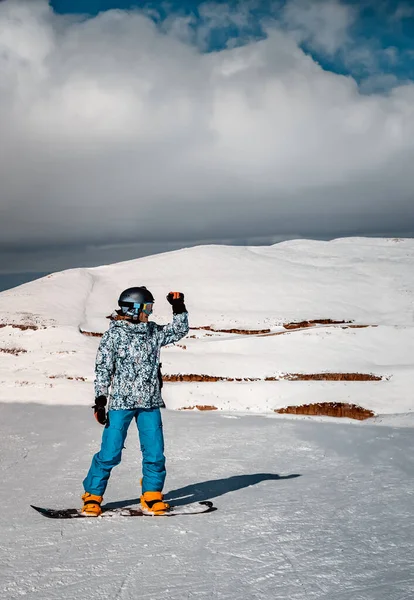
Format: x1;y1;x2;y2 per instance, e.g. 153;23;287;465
0;0;413;274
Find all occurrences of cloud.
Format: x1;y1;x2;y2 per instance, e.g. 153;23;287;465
0;0;414;272
282;0;356;56
281;1;412;83
392;3;414;21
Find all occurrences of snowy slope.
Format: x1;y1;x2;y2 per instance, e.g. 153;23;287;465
1;238;414;600
0;238;414;416
1;404;414;600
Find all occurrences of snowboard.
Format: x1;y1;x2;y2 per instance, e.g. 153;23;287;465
31;501;216;519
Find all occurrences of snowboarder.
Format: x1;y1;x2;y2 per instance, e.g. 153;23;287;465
81;287;188;517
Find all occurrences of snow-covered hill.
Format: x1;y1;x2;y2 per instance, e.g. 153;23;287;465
2;238;414;600
1;238;413;418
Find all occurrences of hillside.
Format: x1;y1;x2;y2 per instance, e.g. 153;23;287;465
1;237;413;418
1;238;414;600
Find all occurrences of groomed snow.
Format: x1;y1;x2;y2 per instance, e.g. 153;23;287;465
1;238;414;599
1;404;414;599
0;238;413;416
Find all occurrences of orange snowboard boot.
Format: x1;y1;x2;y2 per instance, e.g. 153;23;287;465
81;492;103;517
140;491;170;515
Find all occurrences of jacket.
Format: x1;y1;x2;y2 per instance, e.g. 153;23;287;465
94;312;189;410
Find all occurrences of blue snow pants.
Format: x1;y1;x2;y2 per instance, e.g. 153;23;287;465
83;408;166;496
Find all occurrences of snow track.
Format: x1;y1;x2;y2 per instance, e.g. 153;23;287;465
1;404;414;600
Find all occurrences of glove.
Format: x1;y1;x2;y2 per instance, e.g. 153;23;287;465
166;292;187;315
92;395;107;425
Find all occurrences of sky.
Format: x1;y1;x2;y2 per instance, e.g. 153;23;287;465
1;0;414;286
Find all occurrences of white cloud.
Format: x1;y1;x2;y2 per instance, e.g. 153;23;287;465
0;0;414;267
282;0;356;56
358;72;401;94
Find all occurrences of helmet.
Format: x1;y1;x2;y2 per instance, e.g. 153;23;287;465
118;286;154;318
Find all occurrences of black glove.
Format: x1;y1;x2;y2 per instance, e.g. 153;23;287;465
92;395;107;425
166;292;187;314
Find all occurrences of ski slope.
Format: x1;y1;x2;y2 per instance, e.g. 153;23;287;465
1;404;414;600
1;238;414;599
1;237;414;416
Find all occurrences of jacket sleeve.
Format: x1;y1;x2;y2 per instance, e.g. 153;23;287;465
94;330;115;398
158;312;189;347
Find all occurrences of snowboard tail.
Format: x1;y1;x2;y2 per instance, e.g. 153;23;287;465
31;501;216;519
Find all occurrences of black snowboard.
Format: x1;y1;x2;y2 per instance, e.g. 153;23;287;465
31;501;216;519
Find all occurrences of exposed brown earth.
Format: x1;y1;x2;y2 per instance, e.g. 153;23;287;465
191;326;271;335
0;323;39;331
79;329;103;337
0;347;27;355
276;402;375;420
283;319;348;329
178;402;375;419
178;405;218;411
187;321;376;336
164;374;226;382
259;323;375;337
257;325;375;337
163;372;383;382
49;375;87;381
281;372;382;381
79;320;377;339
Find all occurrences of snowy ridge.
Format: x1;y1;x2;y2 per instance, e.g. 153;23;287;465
1;238;414;417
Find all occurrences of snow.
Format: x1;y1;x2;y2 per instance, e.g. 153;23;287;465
1;237;414;415
1;404;414;599
1;238;414;599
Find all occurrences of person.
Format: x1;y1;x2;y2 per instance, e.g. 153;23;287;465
81;287;188;517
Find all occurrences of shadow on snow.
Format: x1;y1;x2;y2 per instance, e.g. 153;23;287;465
103;473;301;509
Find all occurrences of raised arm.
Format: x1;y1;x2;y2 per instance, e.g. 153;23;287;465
158;292;189;346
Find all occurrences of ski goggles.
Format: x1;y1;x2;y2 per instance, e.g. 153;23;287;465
140;303;153;315
121;302;154;316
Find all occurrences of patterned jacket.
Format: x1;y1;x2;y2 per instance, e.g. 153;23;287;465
94;312;189;410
